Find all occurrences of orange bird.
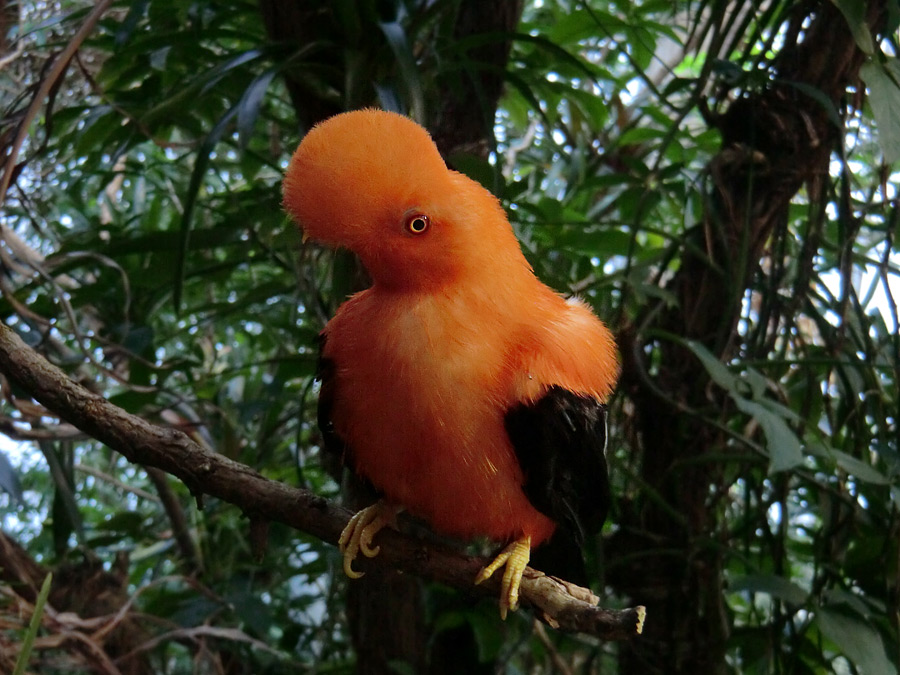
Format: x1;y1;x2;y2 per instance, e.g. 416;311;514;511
283;109;618;618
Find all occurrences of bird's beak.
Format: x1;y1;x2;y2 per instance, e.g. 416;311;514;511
300;230;310;244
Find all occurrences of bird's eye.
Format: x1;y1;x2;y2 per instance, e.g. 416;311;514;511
406;214;430;235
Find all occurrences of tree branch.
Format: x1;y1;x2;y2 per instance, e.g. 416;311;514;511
0;322;644;639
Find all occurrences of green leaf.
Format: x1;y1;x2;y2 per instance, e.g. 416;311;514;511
468;610;506;662
555;227;637;257
685;342;804;472
380;21;424;121
823;589;876;618
237;69;277;150
830;0;875;55
742;368;768;401
114;0;148;46
816;607;894;675
618;126;665;146
684;340;737;391
808;443;890;485
546;8;627;45
782;79;844;130
0;449;23;504
13;573;52;675
730;574;808;606
753;397;802;425
860;59;900;163
733;398;804;473
511;32;599;81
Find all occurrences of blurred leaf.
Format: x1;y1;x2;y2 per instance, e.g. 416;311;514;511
115;0;149;46
13;573;52;675
687;340;804;472
546;8;626;44
734;398;804;473
685;339;737;391
830;0;875;55
468;610;505;663
238;69;277;150
816;607;894;675
860;58;900;163
730;574;808;605
808;443;891;485
0;449;24;504
380;21;424;120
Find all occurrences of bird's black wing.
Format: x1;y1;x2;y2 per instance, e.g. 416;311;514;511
316;333;348;459
504;385;611;583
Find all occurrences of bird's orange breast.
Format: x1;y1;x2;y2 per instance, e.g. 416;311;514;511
323;285;558;545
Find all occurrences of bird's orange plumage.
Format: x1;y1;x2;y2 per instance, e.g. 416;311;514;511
284;109;617;554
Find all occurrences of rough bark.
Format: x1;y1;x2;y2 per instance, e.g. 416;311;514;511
257;1;343;133
614;2;888;672
431;0;525;158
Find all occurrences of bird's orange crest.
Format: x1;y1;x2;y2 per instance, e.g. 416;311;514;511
283;109;522;290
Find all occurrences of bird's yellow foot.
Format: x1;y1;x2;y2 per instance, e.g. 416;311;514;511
338;501;399;579
474;536;532;619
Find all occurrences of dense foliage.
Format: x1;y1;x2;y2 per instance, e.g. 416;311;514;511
1;1;898;673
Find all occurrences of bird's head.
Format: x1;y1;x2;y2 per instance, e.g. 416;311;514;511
283;109;523;290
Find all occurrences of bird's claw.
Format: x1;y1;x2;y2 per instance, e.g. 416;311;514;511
475;536;532;619
338;502;399;579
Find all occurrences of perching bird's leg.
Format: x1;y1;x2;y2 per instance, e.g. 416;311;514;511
474;535;532;619
338;501;399;579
